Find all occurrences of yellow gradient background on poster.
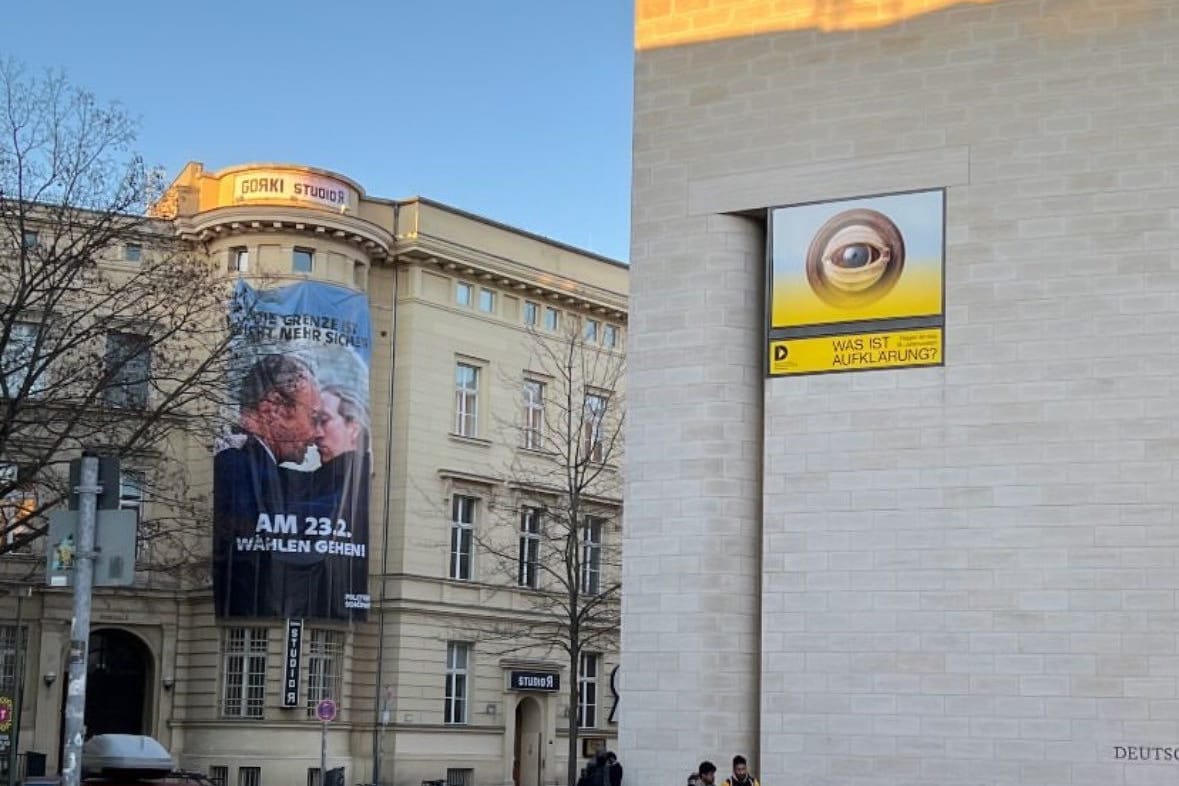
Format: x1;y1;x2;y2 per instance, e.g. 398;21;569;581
771;266;942;327
769;328;942;376
770;190;944;329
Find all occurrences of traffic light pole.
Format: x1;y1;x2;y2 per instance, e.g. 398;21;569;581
60;454;99;786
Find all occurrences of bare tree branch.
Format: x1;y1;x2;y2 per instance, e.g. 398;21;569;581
0;60;235;580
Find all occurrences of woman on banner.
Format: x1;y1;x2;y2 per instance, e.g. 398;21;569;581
306;383;371;620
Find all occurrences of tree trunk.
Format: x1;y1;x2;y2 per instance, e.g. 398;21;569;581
566;646;580;786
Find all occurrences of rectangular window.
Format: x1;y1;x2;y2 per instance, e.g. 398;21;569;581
306;770;320;786
583;393;607;463
292;247;314;273
124;243;142;262
522;380;544;450
454;363;479;437
229;247;249;273
2;321;42;398
603;324;618;349
456;281;473;306
478;288;495;313
523;301;539;327
584;319;600;343
238;768;262;786
104;331;151;408
444;642;469;724
306;629;345;716
577;652;599;729
447;770;474;786
21;231;38;249
120;470;149;559
544;307;560;332
209;767;229;786
0;478;37;550
449;495;475;581
0;626;27;698
222;627;268;719
518;508;542;589
580;517;603;595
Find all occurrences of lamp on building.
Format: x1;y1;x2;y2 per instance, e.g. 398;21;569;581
42;672;56;687
162;676;175;691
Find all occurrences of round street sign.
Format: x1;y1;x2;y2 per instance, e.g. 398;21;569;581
316;699;337;722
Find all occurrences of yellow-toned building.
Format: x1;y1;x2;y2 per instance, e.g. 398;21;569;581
0;162;627;786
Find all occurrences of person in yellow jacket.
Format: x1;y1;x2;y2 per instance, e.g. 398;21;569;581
720;756;759;786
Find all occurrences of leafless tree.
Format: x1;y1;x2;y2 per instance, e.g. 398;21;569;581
471;318;624;786
0;60;234;572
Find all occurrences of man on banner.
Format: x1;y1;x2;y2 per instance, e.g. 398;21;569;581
213;353;326;618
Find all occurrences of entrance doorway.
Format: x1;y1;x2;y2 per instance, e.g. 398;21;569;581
513;697;543;786
85;628;153;736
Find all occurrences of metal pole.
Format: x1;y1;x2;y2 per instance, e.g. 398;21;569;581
61;454;99;786
320;722;327;786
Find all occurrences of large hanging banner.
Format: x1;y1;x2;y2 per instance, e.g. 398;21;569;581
214;280;372;621
767;189;945;376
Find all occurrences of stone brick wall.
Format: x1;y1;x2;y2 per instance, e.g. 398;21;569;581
625;0;1179;784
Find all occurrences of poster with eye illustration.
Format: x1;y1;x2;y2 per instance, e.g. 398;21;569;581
767;189;945;376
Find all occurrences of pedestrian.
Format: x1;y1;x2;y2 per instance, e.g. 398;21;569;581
687;773;701;786
606;751;623;786
697;761;717;786
720;756;758;786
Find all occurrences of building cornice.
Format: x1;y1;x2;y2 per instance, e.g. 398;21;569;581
398;238;627;320
172;205;394;260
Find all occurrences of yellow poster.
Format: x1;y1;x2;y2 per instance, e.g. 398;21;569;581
770;190;944;329
769;329;942;376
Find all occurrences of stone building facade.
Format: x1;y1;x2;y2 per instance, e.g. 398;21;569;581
0;162;626;786
623;1;1179;785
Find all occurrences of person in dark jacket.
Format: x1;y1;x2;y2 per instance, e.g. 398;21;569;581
720;756;759;786
605;752;622;786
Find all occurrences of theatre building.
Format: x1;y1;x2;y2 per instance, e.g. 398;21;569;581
621;1;1179;786
0;162;626;786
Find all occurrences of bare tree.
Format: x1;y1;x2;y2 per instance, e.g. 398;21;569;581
0;60;234;568
470;319;624;786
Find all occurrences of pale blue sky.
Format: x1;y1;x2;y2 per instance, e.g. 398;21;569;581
3;0;635;261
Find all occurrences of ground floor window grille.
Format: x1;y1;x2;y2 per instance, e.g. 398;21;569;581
446;769;474;786
238;768;261;786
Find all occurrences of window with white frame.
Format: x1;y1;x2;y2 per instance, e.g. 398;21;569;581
518;507;542;589
577;652;599;729
120;470;148;558
444;641;470;724
306;629;345;716
478;288;495;313
21;230;38;249
222;627;268;718
580;517;603;595
238;767;261;786
584;319;600;343
0;463;33;550
582;393;607;463
544;307;559;332
456;282;473;307
523;301;539;327
124;243;142;262
522;379;544;450
449;495;476;581
103;331;151;408
229;247;249;273
603;324;618;349
2;321;43;397
454;363;479;437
